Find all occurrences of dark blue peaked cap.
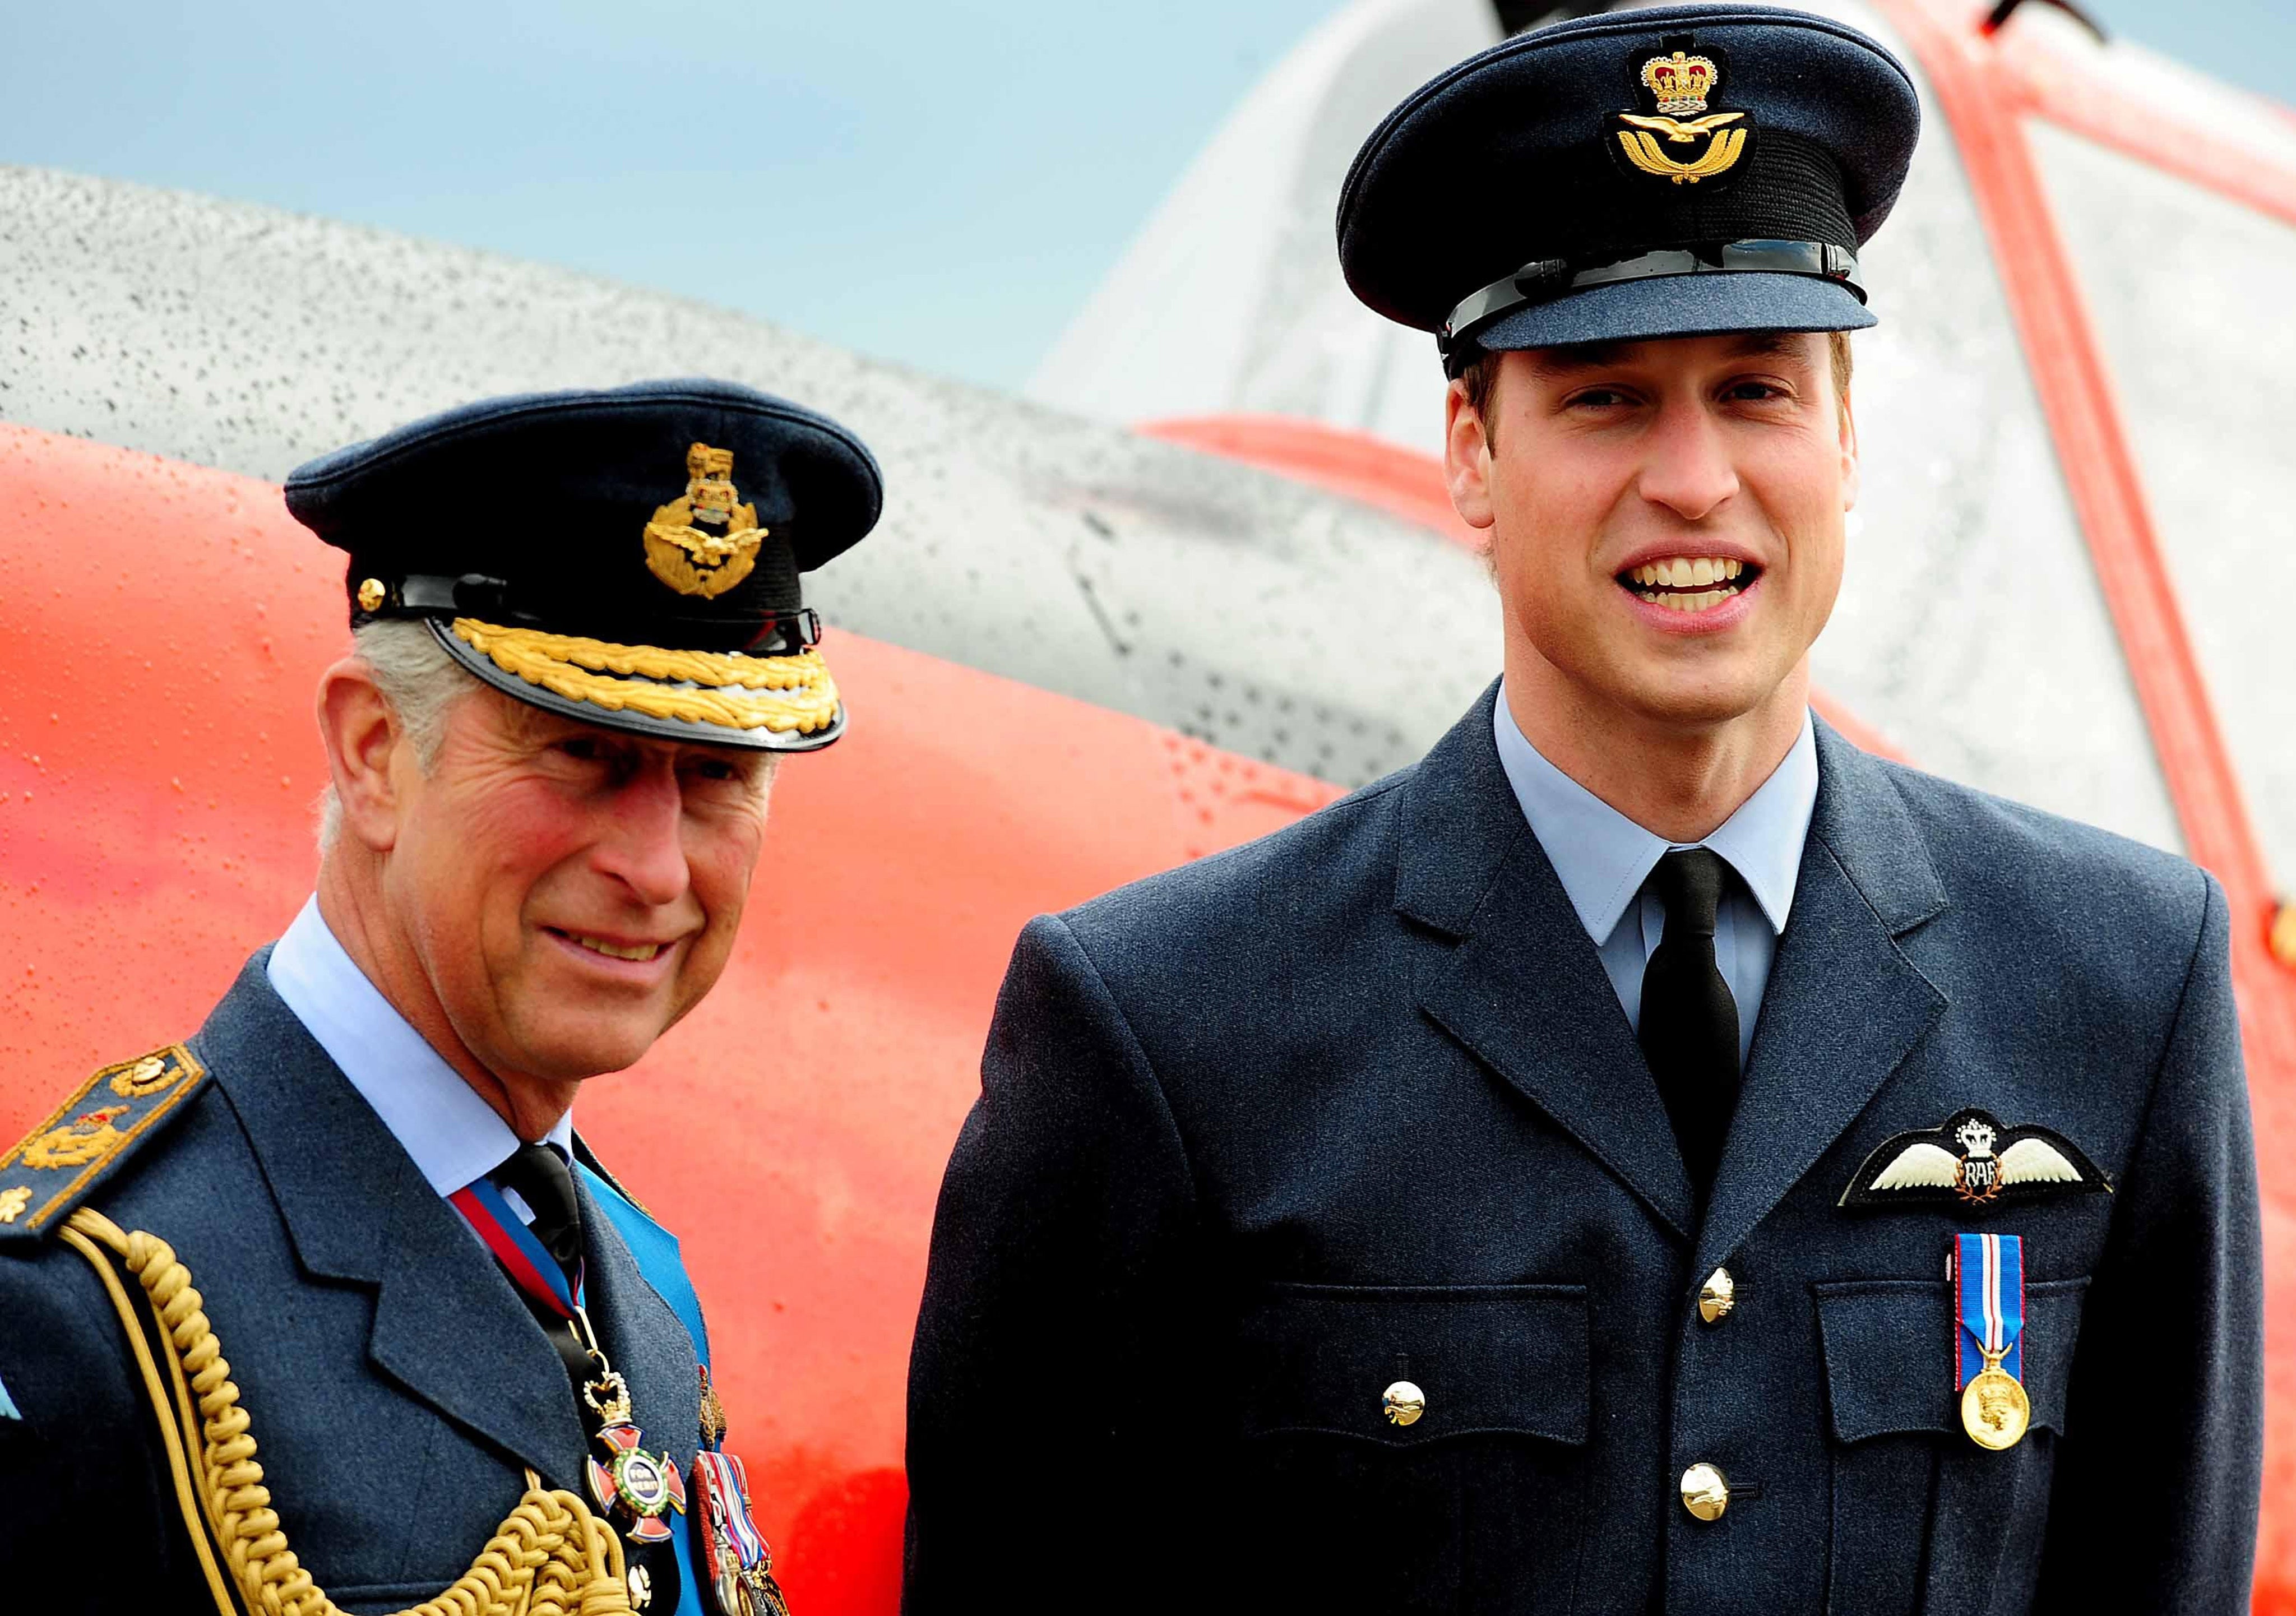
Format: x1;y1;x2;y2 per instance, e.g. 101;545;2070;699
284;379;884;752
1337;4;1920;370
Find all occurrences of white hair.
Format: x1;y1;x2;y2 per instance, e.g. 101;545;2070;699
316;621;482;850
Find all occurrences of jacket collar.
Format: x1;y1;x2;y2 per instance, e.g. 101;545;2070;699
1404;684;1698;1240
196;956;588;1487
1399;686;1949;1251
1693;719;1948;1273
263;896;574;1197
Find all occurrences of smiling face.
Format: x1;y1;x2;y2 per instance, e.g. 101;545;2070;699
1446;330;1858;737
376;688;775;1086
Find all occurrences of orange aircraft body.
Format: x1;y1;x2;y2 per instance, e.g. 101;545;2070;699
4;0;2295;1610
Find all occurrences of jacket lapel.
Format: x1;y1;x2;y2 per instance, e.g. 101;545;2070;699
575;1170;701;1465
1692;723;1951;1276
199;955;589;1487
1404;686;1697;1242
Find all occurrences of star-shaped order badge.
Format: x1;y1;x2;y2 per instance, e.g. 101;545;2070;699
584;1370;688;1543
1840;1108;2112;1211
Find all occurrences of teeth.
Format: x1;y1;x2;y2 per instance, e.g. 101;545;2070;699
1636;586;1741;612
1629;556;1746;589
570;934;664;961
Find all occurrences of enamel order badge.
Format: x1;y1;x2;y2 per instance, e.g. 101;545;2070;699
1839;1108;2110;1212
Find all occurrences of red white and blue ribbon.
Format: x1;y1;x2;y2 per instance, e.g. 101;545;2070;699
695;1450;770;1571
1952;1230;2024;1389
450;1176;582;1319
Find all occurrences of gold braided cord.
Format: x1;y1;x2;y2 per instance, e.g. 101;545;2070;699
58;1217;239;1616
451;619;840;735
62;1208;635;1616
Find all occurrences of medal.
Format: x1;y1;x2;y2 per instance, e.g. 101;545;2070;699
1951;1231;2030;1450
691;1366;791;1616
584;1368;689;1542
1961;1351;2031;1450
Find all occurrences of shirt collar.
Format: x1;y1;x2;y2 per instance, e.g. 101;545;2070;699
266;896;574;1197
1491;686;1818;943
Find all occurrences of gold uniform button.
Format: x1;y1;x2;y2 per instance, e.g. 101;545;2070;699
1698;1266;1736;1325
357;577;387;612
1681;1462;1730;1522
1382;1379;1426;1427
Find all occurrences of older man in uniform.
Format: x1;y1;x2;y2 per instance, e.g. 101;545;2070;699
0;380;878;1616
905;8;2262;1613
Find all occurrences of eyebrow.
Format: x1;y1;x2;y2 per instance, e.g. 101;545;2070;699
1522;341;1631;379
1522;330;1811;379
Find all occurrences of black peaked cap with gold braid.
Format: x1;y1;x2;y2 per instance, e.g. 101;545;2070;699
285;379;885;752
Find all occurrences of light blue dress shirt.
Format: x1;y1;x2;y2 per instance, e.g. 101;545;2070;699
1492;687;1820;1068
270;902;715;1616
267;896;574;1211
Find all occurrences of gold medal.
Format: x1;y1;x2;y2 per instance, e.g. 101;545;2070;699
1960;1347;2030;1450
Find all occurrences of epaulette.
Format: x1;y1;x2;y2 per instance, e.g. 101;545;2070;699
0;1044;207;1243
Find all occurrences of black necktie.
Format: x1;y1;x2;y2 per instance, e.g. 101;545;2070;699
490;1140;592;1390
1638;848;1743;1208
494;1140;584;1284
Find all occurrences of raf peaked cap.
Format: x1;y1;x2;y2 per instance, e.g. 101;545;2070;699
1337;3;1920;370
285;379;883;752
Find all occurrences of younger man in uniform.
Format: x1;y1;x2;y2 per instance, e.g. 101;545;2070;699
906;9;2262;1612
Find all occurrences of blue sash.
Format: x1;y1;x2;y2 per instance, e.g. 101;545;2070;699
581;1163;711;1616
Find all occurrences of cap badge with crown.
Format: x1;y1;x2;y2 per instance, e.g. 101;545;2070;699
643;442;766;598
1615;40;1751;184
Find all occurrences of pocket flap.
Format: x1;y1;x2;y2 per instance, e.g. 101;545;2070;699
1237;1282;1589;1447
1815;1277;2089;1444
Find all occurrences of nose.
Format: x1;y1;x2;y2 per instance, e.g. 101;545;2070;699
592;759;691;909
1635;395;1740;523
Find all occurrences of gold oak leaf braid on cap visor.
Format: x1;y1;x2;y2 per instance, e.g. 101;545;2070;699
451;619;840;735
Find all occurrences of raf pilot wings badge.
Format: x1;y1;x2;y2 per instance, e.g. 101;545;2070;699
1840;1108;2112;1212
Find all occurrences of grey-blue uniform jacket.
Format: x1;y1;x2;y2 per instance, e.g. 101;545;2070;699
905;687;2263;1615
0;955;710;1614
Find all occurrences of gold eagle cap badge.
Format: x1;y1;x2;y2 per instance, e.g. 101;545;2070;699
1840;1107;2113;1211
642;442;768;599
1613;41;1752;186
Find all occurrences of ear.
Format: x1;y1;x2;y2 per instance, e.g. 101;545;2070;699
1837;379;1861;514
316;659;409;853
1444;376;1498;531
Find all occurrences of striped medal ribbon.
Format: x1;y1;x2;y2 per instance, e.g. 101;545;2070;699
451;1177;581;1318
1951;1231;2032;1450
450;1178;690;1546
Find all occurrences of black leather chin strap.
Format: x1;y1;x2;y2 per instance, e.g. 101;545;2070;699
1438;237;1863;364
350;571;822;654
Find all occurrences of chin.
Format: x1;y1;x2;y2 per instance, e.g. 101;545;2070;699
516;1020;667;1082
1621;669;1775;729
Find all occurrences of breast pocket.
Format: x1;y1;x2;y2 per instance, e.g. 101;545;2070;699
1233;1282;1590;1615
1814;1276;2089;1616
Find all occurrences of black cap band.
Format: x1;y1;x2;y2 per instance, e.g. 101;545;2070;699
1439;237;1863;360
354;571;822;655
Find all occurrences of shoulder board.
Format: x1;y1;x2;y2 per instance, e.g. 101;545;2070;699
0;1044;207;1243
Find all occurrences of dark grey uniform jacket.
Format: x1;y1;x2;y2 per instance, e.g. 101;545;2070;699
905;689;2262;1616
0;956;702;1614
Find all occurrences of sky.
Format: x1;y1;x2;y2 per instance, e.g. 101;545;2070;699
1;0;2284;396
